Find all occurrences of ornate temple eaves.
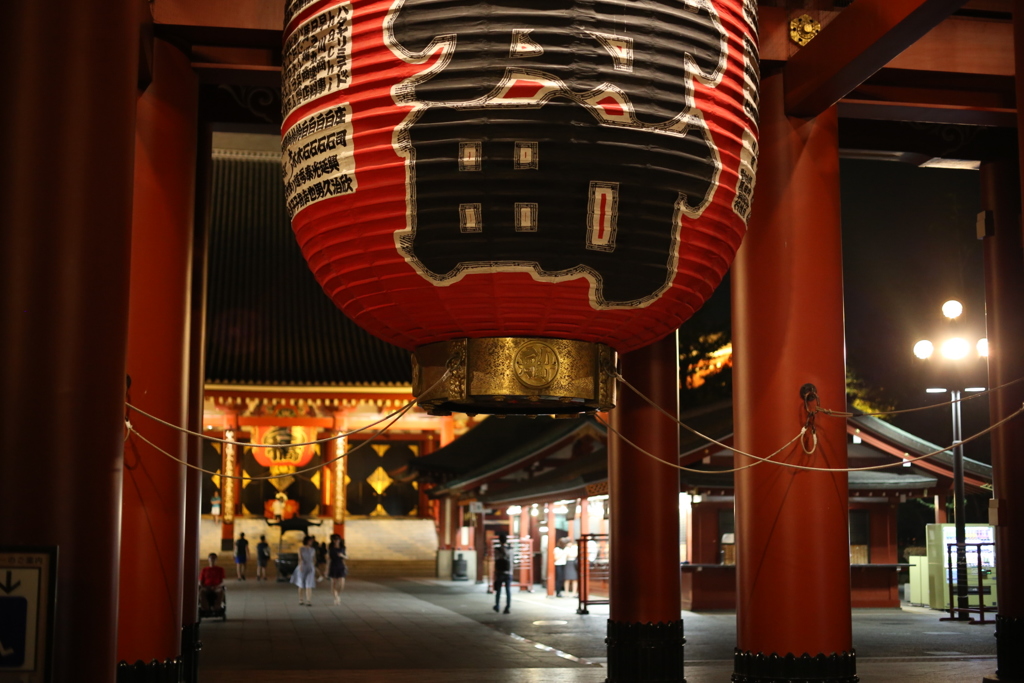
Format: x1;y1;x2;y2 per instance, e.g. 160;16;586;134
203;383;416;419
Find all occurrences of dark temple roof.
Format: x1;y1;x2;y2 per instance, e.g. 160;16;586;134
477;402;734;506
481;445;608;506
408;415;605;491
205;150;412;385
849;413;991;483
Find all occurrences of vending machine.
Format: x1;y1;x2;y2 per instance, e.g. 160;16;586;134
925;523;997;610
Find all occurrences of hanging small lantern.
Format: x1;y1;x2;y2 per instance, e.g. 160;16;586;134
281;0;759;416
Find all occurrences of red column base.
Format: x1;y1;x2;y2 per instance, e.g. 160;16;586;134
606;620;685;683
116;658;183;682
990;615;1024;681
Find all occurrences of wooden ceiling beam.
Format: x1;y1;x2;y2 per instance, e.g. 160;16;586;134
838;99;1015;127
152;0;283;32
782;0;972;118
152;0;284;48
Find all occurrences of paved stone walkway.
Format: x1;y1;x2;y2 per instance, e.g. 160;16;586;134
198;576;997;682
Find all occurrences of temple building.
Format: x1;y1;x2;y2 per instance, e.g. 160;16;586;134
3;2;1024;683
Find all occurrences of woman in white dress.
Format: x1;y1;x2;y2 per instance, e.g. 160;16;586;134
292;535;318;605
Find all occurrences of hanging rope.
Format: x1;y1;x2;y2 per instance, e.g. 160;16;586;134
126;401;415;481
817;374;1024;418
595;414;805;474
125;369;451;448
612;371;1024;473
726;404;1024;473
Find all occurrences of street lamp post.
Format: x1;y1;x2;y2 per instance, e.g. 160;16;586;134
914;299;988;621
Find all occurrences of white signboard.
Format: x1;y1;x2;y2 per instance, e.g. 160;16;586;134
0;548;56;683
283;103;358;219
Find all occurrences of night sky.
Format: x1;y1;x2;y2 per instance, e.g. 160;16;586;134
839;159;989;463
683;158;991;463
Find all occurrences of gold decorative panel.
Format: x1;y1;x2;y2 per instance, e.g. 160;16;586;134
367;466;394;496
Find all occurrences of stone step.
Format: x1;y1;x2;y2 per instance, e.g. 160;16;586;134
345;518;438;561
345;559;436;578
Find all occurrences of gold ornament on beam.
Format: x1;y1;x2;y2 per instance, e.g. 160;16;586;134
789;14;821;46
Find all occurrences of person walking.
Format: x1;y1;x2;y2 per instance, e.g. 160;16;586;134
553;537;567;597
234;532;249;580
291;535;318;605
328;534;348;605
255;535;271;581
492;533;512;614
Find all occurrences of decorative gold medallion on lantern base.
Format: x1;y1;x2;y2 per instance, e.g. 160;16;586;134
412;338;617;416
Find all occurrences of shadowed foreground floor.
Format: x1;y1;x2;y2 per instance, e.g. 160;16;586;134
199;576;996;682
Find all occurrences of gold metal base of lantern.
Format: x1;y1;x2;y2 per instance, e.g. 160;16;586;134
412;337;617;416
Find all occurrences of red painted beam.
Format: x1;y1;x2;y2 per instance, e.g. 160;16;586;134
151;0;284;48
784;0;971;118
152;0;283;33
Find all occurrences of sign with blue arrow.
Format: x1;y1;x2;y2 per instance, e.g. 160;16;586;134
0;547;57;683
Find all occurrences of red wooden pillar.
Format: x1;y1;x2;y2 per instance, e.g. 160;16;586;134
731;71;854;682
476;507;487;584
980;159;1024;681
219;427;242;551
181;124;212;683
0;2;138;680
418;432;436;518
546;505;557;597
580;496;590;537
440;498;454;549
607;333;682;682
118;38;198;674
333;432;347;538
519;507;531;589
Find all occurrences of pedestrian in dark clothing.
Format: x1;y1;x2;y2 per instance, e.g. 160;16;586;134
234;533;249;580
328;534;348;605
493;533;512;614
256;535;271;581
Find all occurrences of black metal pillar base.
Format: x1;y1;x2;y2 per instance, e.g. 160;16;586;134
116;658;182;683
989;615;1024;681
606;619;685;683
732;649;857;683
181;622;202;683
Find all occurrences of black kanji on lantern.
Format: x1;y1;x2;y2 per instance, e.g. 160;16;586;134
388;0;728;307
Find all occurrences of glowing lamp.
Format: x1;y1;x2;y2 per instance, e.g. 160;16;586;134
913;340;934;360
942;300;963;319
940;337;970;360
281;0;759;415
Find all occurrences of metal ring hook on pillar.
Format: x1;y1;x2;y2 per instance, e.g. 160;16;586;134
800;383;819;454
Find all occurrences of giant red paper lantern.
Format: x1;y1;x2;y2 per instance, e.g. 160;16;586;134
282;0;759;415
